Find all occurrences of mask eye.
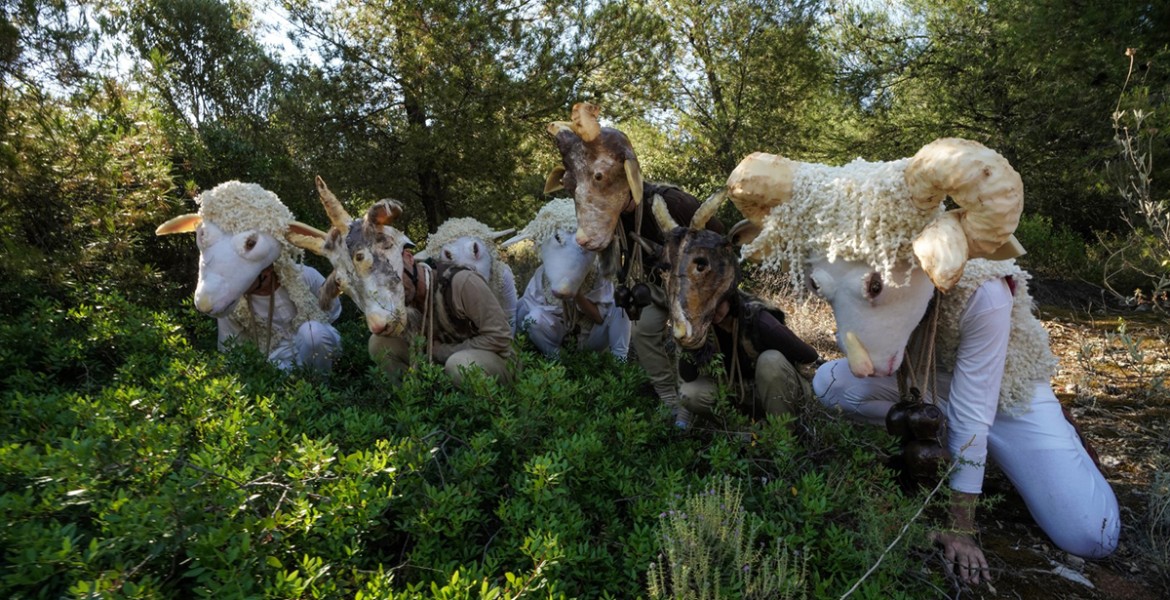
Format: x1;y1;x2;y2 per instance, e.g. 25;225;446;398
243;235;257;252
807;273;821;294
593;171;603;181
554;231;563;244
693;257;708;273
444;249;453;260
354;251;366;263
865;272;883;299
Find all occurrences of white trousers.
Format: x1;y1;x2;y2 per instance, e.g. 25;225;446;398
518;299;631;360
814;359;1120;558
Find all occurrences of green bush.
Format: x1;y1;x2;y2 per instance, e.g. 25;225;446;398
1014;213;1093;280
0;289;944;599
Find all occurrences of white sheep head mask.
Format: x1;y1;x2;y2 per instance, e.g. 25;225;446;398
413;217;513;282
155;181;322;318
726;138;1026;377
502;197;596;300
287;176;414;337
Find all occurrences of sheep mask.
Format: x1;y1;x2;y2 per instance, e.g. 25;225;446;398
287;176;415;337
502;197;597;300
726;138;1025;377
544;102;643;252
155;181;326;325
414;217;515;301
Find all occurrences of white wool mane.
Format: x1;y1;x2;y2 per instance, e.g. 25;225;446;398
933;259;1057;415
519;198;578;246
196;181;326;337
416;217;511;301
742;157;945;287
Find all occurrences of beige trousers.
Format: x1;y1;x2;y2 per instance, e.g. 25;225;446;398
368;334;512;388
630;283;679;404
678;350;812;420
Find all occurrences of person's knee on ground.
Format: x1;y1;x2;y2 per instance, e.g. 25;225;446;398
295;320;341;373
812;358;899;426
368;334;410;380
524;319;564;358
631;299;677;405
754;350;808;417
444;348;512;388
678;377;719;428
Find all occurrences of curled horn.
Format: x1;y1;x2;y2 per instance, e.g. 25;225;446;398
651;194;680;232
904;138;1024;291
570;102;601;143
724;152;797;228
691;190;726;231
315;175;353;234
367;199;403;227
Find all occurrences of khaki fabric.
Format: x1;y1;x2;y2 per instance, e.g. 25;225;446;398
629;282;678;404
678;350;812;419
367;267;514;387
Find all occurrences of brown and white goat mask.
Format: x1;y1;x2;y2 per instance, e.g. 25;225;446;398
287;176;413;337
544;102;643;252
651;191;738;350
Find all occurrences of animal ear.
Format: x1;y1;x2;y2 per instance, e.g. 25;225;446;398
286;221;329;256
546;121;574;138
625;159;643;206
544;166;566;195
728;219;762;248
367;199;403;227
318;271;342;311
155;214;202;235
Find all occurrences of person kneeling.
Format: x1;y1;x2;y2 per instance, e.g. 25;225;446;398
370;249;514;388
677;294;818;429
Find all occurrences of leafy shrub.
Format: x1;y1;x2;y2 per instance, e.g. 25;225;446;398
1014;213;1092;280
0;289;945;599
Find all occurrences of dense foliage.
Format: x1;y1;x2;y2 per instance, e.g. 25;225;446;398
1;286;943;598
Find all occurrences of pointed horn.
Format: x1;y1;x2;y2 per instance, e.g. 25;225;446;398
544;165;566;194
155;214;202;235
500;233;530;249
488;228;516;241
724;152;797;228
904;138;1024;290
315;175;353;233
570;102;601;143
651;194;679;232
624;159;643;206
691;190;726;231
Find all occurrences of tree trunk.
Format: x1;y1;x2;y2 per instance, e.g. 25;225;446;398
404;94;449;231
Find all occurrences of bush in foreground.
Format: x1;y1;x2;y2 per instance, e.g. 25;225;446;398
1;290;939;599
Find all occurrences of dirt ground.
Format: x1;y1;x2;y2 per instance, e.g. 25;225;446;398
782;278;1170;598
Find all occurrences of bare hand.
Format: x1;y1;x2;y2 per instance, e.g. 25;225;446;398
930;530;990;585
